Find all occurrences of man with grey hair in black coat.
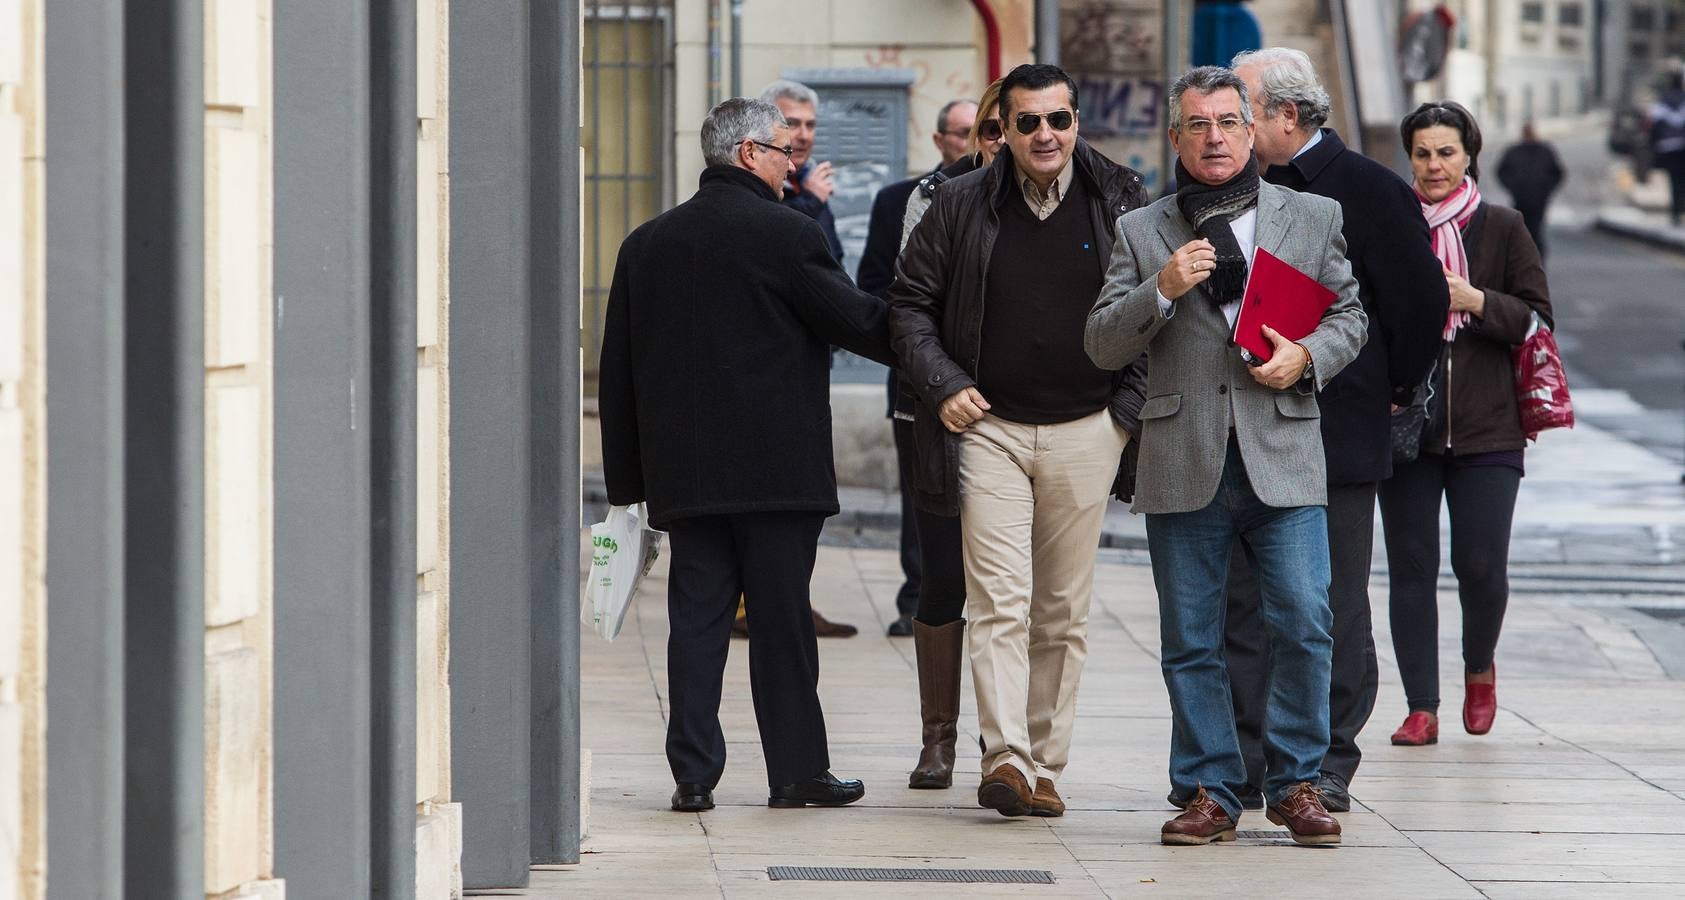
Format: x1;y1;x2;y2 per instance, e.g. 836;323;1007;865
1217;48;1449;813
599;97;896;814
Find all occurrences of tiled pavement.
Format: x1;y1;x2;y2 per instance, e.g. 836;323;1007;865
547;412;1685;898
521;544;1683;894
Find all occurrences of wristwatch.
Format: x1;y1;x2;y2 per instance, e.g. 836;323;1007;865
1298;344;1315;384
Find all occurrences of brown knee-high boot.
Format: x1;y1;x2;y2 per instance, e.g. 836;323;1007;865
909;618;965;789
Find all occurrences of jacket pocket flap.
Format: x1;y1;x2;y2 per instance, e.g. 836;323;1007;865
1139;393;1182;419
1274;392;1320;419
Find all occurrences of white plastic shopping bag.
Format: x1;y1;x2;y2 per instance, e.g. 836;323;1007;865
584;503;662;641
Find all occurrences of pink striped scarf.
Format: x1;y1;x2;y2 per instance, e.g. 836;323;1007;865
1418;176;1481;340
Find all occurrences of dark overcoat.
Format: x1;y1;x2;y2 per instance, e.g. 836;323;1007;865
599;165;896;529
1264;128;1449;484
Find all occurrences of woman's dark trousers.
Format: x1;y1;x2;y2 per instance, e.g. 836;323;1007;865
1378;453;1522;714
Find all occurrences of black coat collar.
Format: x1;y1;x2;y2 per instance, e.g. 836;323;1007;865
698;164;781;202
1266;127;1345;185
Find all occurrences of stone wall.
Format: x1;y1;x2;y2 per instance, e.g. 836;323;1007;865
416;0;464;895
201;0;283;895
0;1;46;898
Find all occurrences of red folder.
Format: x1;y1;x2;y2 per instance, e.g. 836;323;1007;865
1232;247;1337;363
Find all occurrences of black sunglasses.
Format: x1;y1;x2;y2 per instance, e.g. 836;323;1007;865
1013;109;1074;135
976;118;1004;141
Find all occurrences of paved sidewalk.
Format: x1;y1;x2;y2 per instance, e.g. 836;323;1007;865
551;414;1685;898
527;537;1685;898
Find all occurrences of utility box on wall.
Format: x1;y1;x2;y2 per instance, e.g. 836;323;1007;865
782;67;916;284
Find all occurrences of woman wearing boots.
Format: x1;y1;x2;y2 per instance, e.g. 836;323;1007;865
895;80;1003;792
1381;101;1552;746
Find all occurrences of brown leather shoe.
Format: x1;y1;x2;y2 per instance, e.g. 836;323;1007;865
1031;778;1065;817
1266;782;1342;846
1160;786;1235;845
976;764;1033;817
908;619;963;789
811;609;858;638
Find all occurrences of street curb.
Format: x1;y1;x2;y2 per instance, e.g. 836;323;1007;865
1595;211;1685;254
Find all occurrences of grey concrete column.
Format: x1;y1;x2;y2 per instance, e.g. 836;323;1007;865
368;0;420;895
44;1;126;896
121;0;206;894
529;0;583;865
272;2;375;897
449;0;536;888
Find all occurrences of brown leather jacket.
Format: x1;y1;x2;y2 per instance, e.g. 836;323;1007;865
1427;202;1555;455
888;140;1150;515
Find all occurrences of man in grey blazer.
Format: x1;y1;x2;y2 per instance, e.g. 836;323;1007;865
1084;67;1366;847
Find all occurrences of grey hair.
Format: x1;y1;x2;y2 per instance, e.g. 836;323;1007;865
1167;66;1253;130
759;78;819;108
700;98;787;168
934;98;976;133
1231;47;1332;129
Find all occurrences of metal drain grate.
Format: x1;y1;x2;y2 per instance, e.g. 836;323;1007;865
1235;830;1292;840
767;866;1055;884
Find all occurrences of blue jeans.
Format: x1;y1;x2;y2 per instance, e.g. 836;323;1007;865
1146;439;1333;820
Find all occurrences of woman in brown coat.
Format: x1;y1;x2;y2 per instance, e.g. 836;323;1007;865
1381;101;1553;747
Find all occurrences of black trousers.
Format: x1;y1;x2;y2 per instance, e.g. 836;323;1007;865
892;416;968;626
1378;454;1521;713
1224;481;1379;787
664;511;830;788
1660;151;1685;222
892;416;922;618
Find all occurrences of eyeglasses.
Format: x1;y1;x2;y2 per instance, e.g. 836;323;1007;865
976;118;1004;142
749;140;794;159
1180;117;1247;136
1013;110;1075;135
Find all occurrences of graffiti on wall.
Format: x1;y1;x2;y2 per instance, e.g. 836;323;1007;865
1061;0;1167;193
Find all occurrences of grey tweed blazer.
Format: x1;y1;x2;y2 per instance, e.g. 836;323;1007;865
1083;181;1366;515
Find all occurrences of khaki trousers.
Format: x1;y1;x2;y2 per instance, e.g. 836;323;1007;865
957;408;1128;784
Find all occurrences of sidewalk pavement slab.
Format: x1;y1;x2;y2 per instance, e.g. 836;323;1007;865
514;516;1684;896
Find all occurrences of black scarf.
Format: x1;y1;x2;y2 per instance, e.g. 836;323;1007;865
1174;154;1260;305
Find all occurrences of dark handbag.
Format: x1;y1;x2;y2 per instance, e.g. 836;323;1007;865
1390;359;1439;464
1513;312;1574;439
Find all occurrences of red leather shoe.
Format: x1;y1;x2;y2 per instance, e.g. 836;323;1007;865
1464;667;1496;735
1390;711;1439;746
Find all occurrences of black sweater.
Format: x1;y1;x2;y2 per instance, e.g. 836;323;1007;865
598;165;896;528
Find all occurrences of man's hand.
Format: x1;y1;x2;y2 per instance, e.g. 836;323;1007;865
1444;267;1485;316
938;386;991;433
802;160;835;204
1156;239;1217;300
1247;325;1311;390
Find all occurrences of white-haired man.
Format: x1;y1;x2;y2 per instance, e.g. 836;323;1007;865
1217;48;1448;813
761;79;844;261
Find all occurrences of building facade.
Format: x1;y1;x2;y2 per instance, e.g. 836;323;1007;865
3;1;584;897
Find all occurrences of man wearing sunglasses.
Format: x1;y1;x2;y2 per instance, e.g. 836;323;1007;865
1084;66;1366;847
599;98;897;814
890;63;1150;820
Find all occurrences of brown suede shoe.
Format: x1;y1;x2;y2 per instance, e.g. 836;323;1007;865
1030;778;1065;817
811;609;858;638
1266;782;1342;846
1160;787;1235;845
976;764;1033;817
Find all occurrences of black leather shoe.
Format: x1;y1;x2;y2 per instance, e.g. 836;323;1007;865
768;771;865;808
1167;784;1263;811
671;783;714;812
886;615;915;637
1316;771;1352;812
